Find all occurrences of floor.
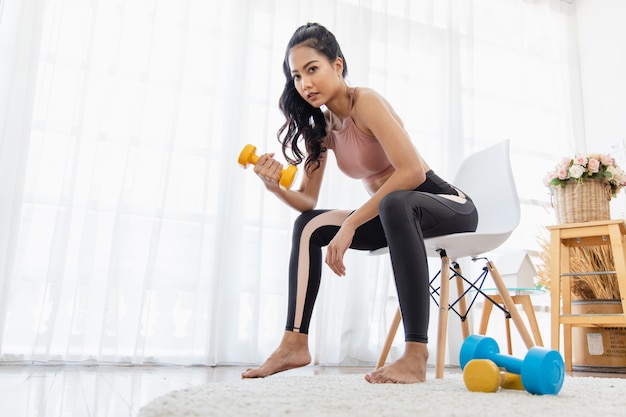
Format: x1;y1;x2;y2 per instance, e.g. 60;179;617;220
0;364;623;417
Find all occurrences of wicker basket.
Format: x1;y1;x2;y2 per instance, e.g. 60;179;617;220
553;179;611;223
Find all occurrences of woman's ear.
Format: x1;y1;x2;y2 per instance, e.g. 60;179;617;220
334;57;344;77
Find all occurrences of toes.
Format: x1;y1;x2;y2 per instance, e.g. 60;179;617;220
241;368;264;378
365;371;389;384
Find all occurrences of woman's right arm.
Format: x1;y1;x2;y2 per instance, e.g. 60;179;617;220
253;151;327;212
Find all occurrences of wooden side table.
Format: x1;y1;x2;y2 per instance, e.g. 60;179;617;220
548;219;626;371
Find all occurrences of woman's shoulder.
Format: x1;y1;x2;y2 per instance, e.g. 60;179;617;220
352;87;400;126
353;86;381;101
353;87;393;112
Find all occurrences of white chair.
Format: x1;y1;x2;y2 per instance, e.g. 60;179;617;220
374;139;536;378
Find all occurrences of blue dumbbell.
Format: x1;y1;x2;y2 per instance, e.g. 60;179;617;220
459;335;565;395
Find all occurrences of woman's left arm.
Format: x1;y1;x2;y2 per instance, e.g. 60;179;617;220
325;88;427;276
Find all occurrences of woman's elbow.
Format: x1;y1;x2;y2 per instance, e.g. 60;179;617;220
406;168;426;189
415;169;427;186
295;196;318;213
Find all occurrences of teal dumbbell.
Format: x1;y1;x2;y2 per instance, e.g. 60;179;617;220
459;335;565;395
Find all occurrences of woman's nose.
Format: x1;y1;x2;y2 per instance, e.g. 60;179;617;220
299;75;312;90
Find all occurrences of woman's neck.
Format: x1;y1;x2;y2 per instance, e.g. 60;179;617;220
326;85;352;121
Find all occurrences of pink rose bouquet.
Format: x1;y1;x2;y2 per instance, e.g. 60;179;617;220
543;152;626;197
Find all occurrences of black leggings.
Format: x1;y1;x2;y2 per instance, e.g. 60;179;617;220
285;189;478;343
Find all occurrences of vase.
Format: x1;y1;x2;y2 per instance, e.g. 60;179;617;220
553;179;611;223
572;300;626;372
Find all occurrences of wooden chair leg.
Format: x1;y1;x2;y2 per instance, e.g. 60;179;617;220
453;264;471;340
375;307;402;369
486;261;535;349
519;294;544;347
436;253;451;379
478;299;494;335
504;311;513;355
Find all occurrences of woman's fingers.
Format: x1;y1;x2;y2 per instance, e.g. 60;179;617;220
325;248;346;276
254;153;282;183
253;153;273;174
325;227;354;277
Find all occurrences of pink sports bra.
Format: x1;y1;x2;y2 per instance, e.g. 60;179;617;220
325;88;394;183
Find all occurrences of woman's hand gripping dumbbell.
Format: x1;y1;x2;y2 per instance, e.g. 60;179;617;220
238;144;298;190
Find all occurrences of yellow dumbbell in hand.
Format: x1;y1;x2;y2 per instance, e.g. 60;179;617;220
238;144;298;190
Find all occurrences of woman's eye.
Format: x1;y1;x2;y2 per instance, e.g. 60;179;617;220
308;66;317;73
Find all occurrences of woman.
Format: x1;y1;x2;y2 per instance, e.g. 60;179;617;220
242;23;478;384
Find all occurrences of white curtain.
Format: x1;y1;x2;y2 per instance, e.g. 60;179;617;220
0;0;579;365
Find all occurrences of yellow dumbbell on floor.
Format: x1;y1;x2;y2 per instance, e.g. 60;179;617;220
463;359;524;393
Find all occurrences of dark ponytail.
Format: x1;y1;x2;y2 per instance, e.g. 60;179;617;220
277;23;348;174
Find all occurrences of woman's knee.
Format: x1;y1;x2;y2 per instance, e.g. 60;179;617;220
293;210;319;236
379;190;411;219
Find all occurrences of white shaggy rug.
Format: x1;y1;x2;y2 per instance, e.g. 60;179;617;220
139;372;626;417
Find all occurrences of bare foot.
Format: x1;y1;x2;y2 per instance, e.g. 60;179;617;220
365;342;428;384
242;331;311;378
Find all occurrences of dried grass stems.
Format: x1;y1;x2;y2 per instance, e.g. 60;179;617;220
537;234;621;300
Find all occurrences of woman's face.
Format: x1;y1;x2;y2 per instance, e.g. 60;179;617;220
288;44;344;108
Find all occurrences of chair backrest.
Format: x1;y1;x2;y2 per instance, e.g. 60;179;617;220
452;140;520;235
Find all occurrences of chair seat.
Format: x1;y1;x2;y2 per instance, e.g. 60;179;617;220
424;231;513;260
369;231;512;261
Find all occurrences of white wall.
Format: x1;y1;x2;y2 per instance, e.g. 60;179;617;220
575;0;626;217
575;0;626;151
